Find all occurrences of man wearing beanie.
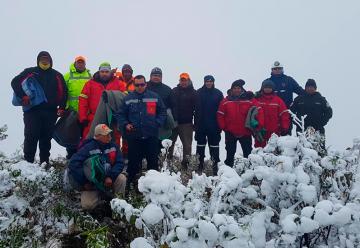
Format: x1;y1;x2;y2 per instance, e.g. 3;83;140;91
217;79;264;166
11;51;67;164
254;79;290;147
290;79;332;136
63;56;92;159
168;73;197;169
194;75;224;175
79;62;126;142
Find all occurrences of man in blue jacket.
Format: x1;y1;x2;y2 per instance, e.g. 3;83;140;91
67;124;126;210
116;75;167;184
195;75;224;175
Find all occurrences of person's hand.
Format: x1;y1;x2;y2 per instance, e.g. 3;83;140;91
84;183;93;191
104;177;113;188
22;96;30;106
126;123;134;131
57;108;65;117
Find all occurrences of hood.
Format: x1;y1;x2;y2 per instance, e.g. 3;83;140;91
37;51;53;67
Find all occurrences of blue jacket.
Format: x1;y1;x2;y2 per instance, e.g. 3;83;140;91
68;139;124;186
195;85;224;132
116;89;167;139
12;76;48;112
267;73;305;107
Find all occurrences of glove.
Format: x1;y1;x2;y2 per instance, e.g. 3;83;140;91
22;96;30;106
57;108;65;117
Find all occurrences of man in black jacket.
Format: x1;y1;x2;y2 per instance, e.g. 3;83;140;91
11;51;67;164
195;75;223;175
290;79;332;135
169;73;197;169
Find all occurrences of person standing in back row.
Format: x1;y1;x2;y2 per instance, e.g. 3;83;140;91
11;51;67;164
194;75;223;175
168;73;197;169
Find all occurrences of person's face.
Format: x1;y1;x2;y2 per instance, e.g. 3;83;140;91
96;133;112;144
123;70;133;81
232;86;242;96
150;74;162;83
271;67;283;75
305;86;316;95
263;87;273;94
99;70;111;81
75;60;86;72
134;78;147;93
39;56;50;66
205;80;214;89
179;78;189;88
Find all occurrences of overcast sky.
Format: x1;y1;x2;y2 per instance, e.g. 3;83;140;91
0;0;359;157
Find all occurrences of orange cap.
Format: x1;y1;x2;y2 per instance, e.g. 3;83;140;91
180;72;190;80
75;56;86;62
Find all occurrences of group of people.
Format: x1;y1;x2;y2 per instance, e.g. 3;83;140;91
11;51;333;210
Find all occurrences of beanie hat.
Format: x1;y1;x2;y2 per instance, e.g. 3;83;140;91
271;61;283;69
261;79;275;90
37;51;53;67
305;79;317;89
99;62;111;71
204;75;215;82
122;64;133;73
151;67;162;75
231;79;245;88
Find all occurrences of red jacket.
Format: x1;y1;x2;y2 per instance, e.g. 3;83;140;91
79;73;126;123
217;92;264;137
256;93;290;134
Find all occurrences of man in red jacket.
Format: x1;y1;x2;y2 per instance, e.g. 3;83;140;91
217;80;264;166
78;62;126;143
255;80;290;147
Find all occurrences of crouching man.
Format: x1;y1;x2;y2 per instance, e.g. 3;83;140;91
67;124;127;210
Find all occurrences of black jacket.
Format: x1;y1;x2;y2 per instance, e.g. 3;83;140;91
11;51;67;111
267;73;305;107
290;92;332;133
195;85;223;132
172;83;197;124
147;81;174;110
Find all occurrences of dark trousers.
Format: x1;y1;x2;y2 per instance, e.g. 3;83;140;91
127;136;159;182
23;109;57;163
195;130;221;164
224;132;252;167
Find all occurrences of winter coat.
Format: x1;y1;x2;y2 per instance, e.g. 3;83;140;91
266;73;305;107
172;83;197;124
116;89;167;139
147;81;174;109
78;72;126;124
68;138;124;186
64;63;92;111
194;85;224;132
256;92;290;135
11;52;66;111
290;92;333;134
217;91;264;137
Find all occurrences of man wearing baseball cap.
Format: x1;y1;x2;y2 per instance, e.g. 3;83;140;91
63;56;92;158
67;123;127;210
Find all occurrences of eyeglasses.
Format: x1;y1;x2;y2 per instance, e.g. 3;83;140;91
134;83;146;87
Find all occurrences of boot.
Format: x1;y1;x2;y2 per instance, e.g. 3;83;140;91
212;162;218;176
197;159;204;175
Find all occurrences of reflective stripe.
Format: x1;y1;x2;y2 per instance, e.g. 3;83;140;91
223;100;252;105
197;144;206;147
217;111;225;115
279;110;289;116
259;102;280;107
104;147;116;154
79;94;88;99
69;70;91;81
68;96;79;101
209;145;220;148
125;99;139;104
89;149;101;155
143;98;158;103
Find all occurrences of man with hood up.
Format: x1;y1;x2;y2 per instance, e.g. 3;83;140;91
11;51;67;164
194;75;223;175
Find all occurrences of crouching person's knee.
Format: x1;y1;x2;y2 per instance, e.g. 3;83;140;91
81;191;101;210
113;173;127;197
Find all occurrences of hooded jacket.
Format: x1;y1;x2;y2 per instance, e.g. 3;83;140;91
266;73;305;107
172;82;197;124
195;84;224;132
217;91;264;137
11;51;67;111
78;71;126;123
64;63;92;111
290;92;332;133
